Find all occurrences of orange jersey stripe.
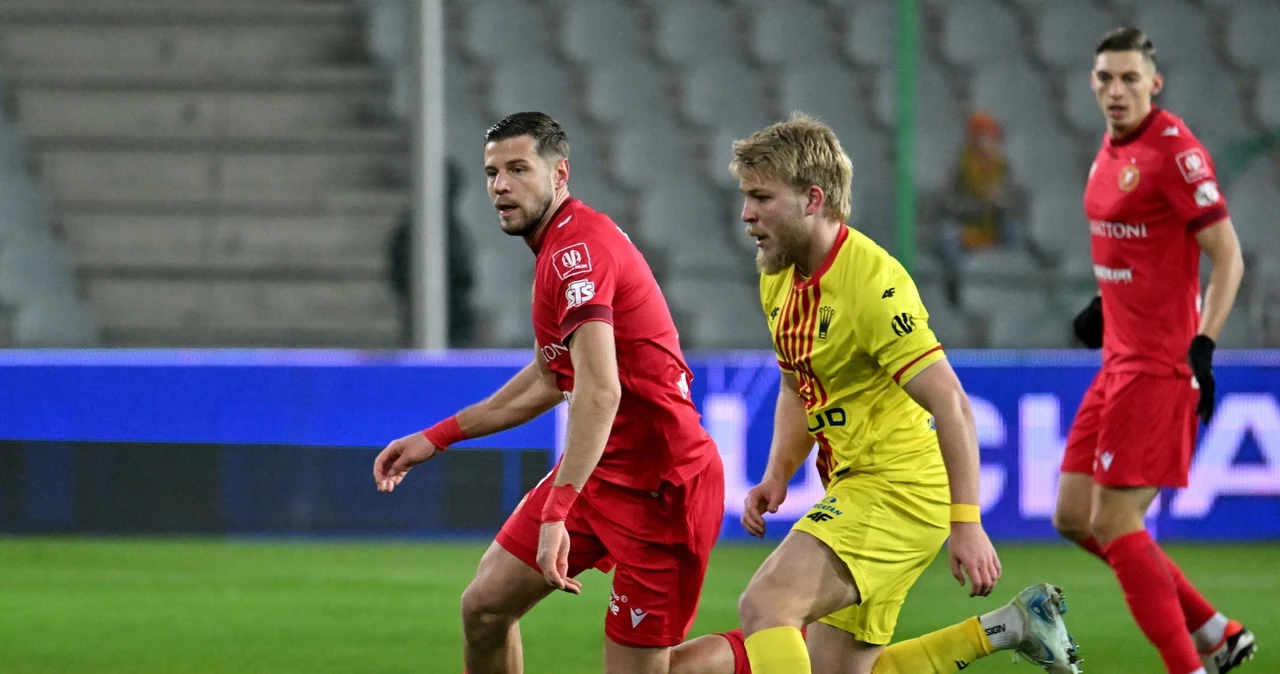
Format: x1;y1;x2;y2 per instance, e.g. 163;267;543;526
892;345;944;384
814;430;834;486
776;284;801;369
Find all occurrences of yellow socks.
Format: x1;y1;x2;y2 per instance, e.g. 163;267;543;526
871;617;995;673
745;626;810;674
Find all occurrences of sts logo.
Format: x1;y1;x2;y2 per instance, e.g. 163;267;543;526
565;280;596;308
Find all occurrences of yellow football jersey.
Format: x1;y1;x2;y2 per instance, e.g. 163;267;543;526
760;225;948;487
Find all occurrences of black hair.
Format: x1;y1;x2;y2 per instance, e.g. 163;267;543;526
484;111;570;161
1096;27;1157;65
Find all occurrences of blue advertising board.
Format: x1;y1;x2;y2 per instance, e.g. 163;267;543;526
1;349;1277;540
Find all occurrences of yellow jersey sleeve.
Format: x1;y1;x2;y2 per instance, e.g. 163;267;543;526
853;260;944;386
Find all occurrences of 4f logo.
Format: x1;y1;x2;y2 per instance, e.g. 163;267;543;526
805;512;834;523
565;280;596;308
891;312;915;337
769;307;780;322
817;306;834;339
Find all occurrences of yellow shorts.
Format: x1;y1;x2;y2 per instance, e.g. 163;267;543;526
791;472;950;645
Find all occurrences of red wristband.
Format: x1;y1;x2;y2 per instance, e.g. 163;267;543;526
422;416;467;450
541;484;580;523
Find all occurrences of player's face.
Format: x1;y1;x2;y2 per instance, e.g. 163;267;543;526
1092;51;1162;133
484;136;566;237
739;176;812;275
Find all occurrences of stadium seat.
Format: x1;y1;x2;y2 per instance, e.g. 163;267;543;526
14;292;99;347
987;301;1071;348
561;0;647;66
571;173;628;225
843;0;894;68
663;276;771;350
1255;71;1280;129
1158;66;1250;138
1062;78;1104;134
682;61;774;136
639;180;747;275
462;0;553;63
445;63;489;161
968;63;1060;135
0;174;54;247
706;127;742;190
1133;1;1213;68
0;235;77;307
1224;2;1280;71
872;57;963;136
1006;131;1082;193
585;58;670;126
654;2;740;66
1034;3;1116;70
1224;158;1280;259
490;57;579;126
750;1;838;66
938;0;1024;68
1028;179;1089;264
612;124;702;190
916;281;977;348
778;61;865;127
563;125;606;185
912;126;964;197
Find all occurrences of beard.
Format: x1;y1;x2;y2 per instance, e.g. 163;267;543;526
499;188;554;237
754;213;809;275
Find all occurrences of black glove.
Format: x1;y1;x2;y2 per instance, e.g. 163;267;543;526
1188;335;1216;424
1072;296;1103;349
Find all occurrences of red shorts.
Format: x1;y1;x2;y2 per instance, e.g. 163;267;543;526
496;454;724;648
1061;369;1199;488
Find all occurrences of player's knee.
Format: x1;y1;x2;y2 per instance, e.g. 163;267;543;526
1052;508;1091;543
737;585;782;634
459;582;516;641
1088;507;1142;546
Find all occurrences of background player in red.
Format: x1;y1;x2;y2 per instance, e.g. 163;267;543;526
1052;28;1252;674
372;112;724;674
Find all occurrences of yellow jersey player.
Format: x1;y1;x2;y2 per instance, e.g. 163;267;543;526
666;114;1082;674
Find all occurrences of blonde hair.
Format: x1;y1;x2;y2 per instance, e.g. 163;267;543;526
729;113;854;223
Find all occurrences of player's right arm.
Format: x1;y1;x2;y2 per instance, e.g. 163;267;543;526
373;356;563;492
741;371;815;538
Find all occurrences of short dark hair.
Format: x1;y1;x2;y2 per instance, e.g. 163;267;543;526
1096;27;1156;65
484;112;570;161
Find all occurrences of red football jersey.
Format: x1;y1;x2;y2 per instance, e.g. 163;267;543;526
530;197;716;492
1084;107;1229;376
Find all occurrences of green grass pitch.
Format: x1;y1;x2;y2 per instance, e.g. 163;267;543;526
1;538;1275;673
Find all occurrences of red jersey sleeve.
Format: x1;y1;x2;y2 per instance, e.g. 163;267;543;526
1160;138;1229;234
547;238;618;340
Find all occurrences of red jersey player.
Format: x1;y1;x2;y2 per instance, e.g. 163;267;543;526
1052;28;1252;674
373;112;724;674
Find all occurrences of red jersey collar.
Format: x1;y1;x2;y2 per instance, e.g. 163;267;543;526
528;197;578;255
794;224;849;289
1107;106;1163;148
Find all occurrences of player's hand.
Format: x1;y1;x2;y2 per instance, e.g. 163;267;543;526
1072;296;1103;349
372;432;441;492
1188;335;1216;424
948;522;1002;598
741;479;788;538
536;521;581;595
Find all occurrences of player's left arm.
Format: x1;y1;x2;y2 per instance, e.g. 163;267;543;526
859;266;1000;596
1195;219;1244;342
1161;139;1245;423
901;360;1000;597
553;320;622;492
537;237;624;593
